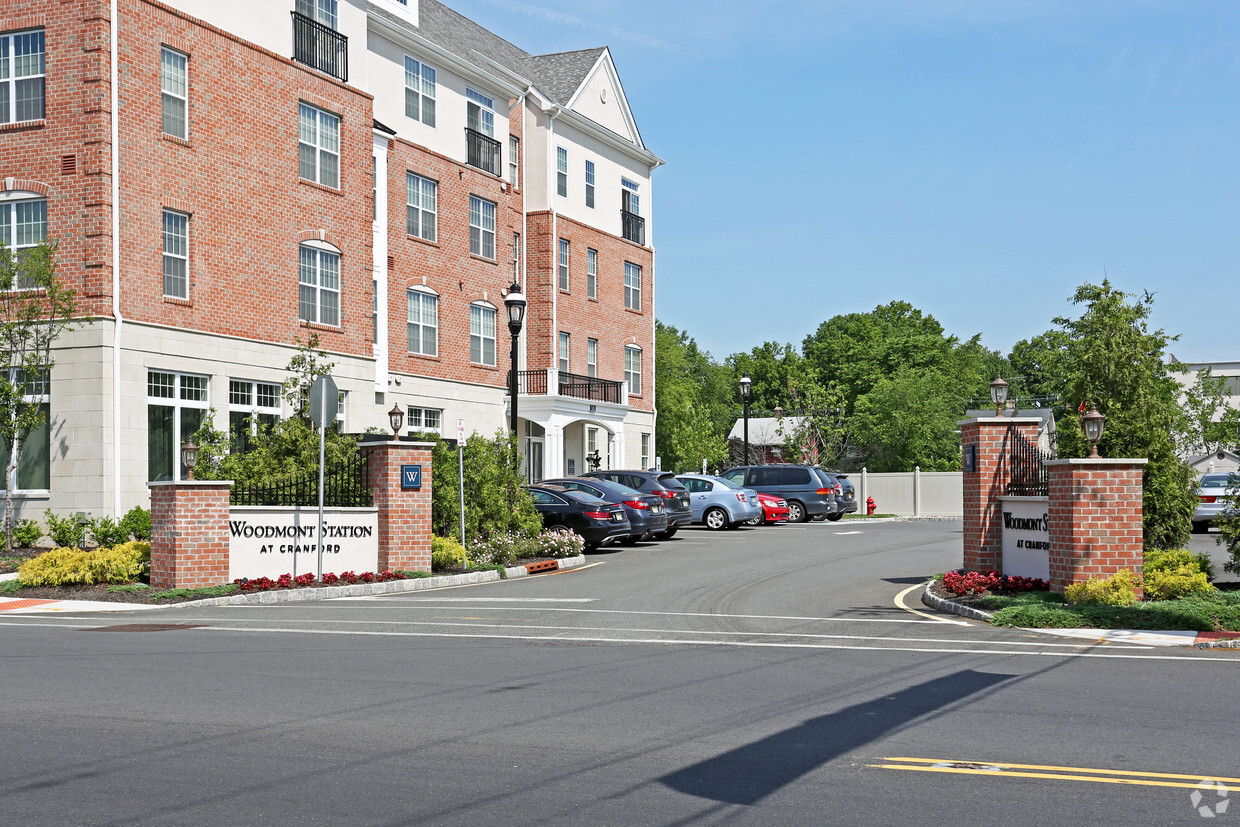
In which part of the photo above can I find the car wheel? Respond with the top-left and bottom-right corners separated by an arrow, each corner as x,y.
655,528 -> 678,540
827,513 -> 843,522
787,501 -> 807,523
746,514 -> 765,526
704,507 -> 729,530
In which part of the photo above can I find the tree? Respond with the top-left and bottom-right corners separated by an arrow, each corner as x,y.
850,368 -> 968,472
1007,330 -> 1070,407
0,240 -> 78,551
1049,280 -> 1196,550
655,322 -> 732,472
778,372 -> 849,468
425,431 -> 541,544
1176,368 -> 1240,459
726,342 -> 804,413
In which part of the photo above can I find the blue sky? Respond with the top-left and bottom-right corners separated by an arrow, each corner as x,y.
453,0 -> 1240,364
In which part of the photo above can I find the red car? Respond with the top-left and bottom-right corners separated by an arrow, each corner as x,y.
750,492 -> 790,525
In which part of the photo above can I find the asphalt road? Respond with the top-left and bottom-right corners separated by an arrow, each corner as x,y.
3,520 -> 1238,825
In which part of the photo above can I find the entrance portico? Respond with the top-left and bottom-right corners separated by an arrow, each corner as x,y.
511,369 -> 629,481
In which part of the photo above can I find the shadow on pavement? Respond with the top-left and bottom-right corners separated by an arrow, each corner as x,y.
660,669 -> 1014,806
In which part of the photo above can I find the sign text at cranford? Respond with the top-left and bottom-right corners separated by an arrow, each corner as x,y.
228,507 -> 379,580
999,497 -> 1050,579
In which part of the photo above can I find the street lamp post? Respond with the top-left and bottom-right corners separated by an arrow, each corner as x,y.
504,281 -> 527,449
739,373 -> 752,464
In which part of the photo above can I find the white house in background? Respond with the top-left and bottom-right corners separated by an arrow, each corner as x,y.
1169,358 -> 1240,477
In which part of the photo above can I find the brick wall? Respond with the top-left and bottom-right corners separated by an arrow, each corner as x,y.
366,441 -> 433,572
960,418 -> 1040,572
149,480 -> 231,589
1046,459 -> 1146,596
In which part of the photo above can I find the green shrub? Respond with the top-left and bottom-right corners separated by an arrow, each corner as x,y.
119,506 -> 152,542
12,519 -> 43,549
1143,568 -> 1213,601
44,509 -> 87,549
18,541 -> 151,587
431,535 -> 466,572
1064,569 -> 1138,606
88,515 -> 130,549
1144,548 -> 1214,581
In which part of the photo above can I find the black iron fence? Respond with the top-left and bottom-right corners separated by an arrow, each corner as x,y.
1006,424 -> 1051,496
292,12 -> 348,82
621,210 -> 645,245
514,369 -> 623,403
466,127 -> 502,176
231,450 -> 371,507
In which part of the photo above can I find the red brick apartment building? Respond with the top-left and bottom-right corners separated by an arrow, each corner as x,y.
0,0 -> 661,520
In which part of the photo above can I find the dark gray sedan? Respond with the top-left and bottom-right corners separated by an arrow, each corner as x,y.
543,477 -> 670,544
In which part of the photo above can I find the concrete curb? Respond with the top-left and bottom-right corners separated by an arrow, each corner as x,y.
920,578 -> 995,622
163,555 -> 587,610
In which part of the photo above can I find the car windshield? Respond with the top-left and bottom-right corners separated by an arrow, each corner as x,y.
710,476 -> 742,490
1200,474 -> 1234,489
562,489 -> 609,505
657,473 -> 687,491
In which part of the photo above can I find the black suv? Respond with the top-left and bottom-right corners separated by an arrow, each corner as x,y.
581,470 -> 692,538
720,465 -> 840,523
815,470 -> 858,521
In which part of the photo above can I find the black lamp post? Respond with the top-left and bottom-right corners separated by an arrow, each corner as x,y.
739,373 -> 752,464
504,281 -> 526,441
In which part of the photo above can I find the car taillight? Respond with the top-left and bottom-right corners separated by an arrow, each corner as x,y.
584,510 -> 612,519
816,488 -> 830,496
1201,495 -> 1217,503
656,490 -> 675,498
735,493 -> 747,503
833,484 -> 842,496
625,499 -> 649,509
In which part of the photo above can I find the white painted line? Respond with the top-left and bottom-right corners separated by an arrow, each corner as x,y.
402,597 -> 597,603
835,531 -> 864,535
894,583 -> 970,626
1031,627 -> 1199,647
294,604 -> 955,625
187,624 -> 1237,661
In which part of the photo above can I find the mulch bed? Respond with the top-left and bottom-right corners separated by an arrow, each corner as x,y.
926,578 -> 992,608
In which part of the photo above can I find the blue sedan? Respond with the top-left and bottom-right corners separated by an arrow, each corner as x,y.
675,474 -> 763,530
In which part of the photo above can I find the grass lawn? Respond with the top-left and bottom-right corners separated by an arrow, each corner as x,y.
977,590 -> 1240,632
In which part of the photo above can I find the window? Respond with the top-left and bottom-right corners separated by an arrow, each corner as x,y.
403,56 -> 436,127
469,195 -> 495,259
160,47 -> 187,139
296,0 -> 338,28
559,332 -> 570,374
625,346 -> 641,395
407,406 -> 442,434
0,369 -> 49,491
470,302 -> 496,366
147,370 -> 208,482
587,338 -> 597,378
508,136 -> 520,187
587,427 -> 598,458
556,147 -> 568,197
467,88 -> 495,137
585,160 -> 595,208
0,29 -> 45,124
162,209 -> 189,299
298,102 -> 340,188
0,196 -> 47,289
586,248 -> 597,299
624,262 -> 641,311
641,433 -> 651,470
406,173 -> 437,241
558,239 -> 569,291
229,380 -> 280,454
512,232 -> 521,280
622,178 -> 640,215
332,389 -> 347,434
406,288 -> 438,356
298,244 -> 340,326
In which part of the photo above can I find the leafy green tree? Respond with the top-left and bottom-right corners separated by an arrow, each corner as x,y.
726,342 -> 805,413
777,372 -> 849,467
0,240 -> 79,551
655,322 -> 733,472
1049,281 -> 1195,549
850,368 -> 968,472
1176,368 -> 1240,459
1007,330 -> 1070,407
424,431 -> 541,544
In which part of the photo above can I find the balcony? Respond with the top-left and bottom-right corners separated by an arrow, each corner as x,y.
621,210 -> 645,246
515,370 -> 624,404
292,12 -> 348,82
466,128 -> 502,176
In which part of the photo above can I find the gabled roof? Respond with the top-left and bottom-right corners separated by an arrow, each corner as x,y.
523,48 -> 607,105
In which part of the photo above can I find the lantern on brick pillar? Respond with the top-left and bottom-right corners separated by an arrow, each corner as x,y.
1081,405 -> 1106,458
989,375 -> 1009,417
181,439 -> 199,481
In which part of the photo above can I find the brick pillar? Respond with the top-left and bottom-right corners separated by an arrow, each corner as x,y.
960,417 -> 1041,572
149,481 -> 232,590
1046,459 -> 1146,596
366,441 -> 434,572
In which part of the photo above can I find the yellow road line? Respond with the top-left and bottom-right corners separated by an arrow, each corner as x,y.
894,582 -> 970,625
869,757 -> 1240,788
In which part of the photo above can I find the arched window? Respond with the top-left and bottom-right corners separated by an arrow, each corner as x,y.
470,301 -> 496,366
625,345 -> 642,395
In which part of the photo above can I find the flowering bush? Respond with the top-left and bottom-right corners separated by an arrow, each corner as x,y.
942,570 -> 1047,597
233,570 -> 409,591
535,529 -> 584,559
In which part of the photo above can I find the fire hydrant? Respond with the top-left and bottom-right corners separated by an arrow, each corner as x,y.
866,496 -> 876,515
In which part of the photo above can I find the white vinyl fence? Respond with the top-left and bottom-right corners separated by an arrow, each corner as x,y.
854,468 -> 962,517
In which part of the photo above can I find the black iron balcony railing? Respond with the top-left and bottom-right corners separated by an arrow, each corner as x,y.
621,210 -> 645,246
292,12 -> 348,82
514,370 -> 624,404
466,127 -> 502,176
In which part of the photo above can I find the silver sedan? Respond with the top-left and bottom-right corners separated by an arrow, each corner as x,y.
675,474 -> 764,530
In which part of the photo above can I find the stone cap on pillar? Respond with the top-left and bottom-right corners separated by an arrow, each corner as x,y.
147,480 -> 234,489
957,416 -> 1044,427
1044,458 -> 1149,467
